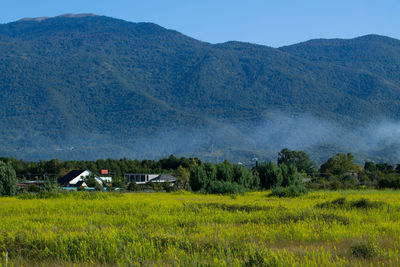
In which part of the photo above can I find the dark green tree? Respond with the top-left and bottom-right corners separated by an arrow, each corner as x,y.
111,176 -> 126,189
160,155 -> 180,170
0,161 -> 17,196
376,163 -> 394,173
233,164 -> 258,189
278,148 -> 318,176
320,153 -> 359,178
84,174 -> 98,187
364,161 -> 377,172
189,165 -> 209,191
257,162 -> 283,189
280,164 -> 302,187
216,161 -> 234,182
204,163 -> 217,182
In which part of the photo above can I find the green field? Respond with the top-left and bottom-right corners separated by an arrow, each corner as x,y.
1,191 -> 400,266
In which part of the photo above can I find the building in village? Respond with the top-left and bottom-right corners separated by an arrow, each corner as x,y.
58,170 -> 112,187
123,173 -> 177,185
58,170 -> 176,188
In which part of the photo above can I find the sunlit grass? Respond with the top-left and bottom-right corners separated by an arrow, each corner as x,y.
0,190 -> 400,266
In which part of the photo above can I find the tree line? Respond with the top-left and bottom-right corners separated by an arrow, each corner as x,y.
1,148 -> 400,196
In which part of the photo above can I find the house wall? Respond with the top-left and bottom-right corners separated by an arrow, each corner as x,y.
124,174 -> 159,184
96,176 -> 112,182
95,177 -> 112,184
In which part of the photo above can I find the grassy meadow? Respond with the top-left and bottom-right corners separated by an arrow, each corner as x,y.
0,190 -> 400,266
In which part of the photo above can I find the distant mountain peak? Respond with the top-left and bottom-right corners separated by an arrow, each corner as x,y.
18,17 -> 51,22
18,13 -> 99,22
56,13 -> 99,19
353,34 -> 399,43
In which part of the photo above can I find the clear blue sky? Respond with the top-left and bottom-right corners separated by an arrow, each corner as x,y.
1,0 -> 399,47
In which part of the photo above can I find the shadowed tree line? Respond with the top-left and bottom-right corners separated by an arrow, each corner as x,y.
1,148 -> 400,196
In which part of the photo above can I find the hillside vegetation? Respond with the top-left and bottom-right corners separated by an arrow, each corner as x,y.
1,15 -> 400,161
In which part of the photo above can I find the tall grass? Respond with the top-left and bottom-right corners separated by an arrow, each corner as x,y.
1,191 -> 400,266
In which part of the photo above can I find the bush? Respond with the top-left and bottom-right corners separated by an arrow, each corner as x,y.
127,182 -> 140,192
151,182 -> 163,192
378,175 -> 400,189
342,175 -> 358,188
112,178 -> 126,189
94,182 -> 104,191
351,198 -> 384,209
162,182 -> 173,193
77,186 -> 85,191
26,184 -> 41,193
84,175 -> 98,187
316,197 -> 385,209
206,181 -> 246,195
351,238 -> 380,258
270,184 -> 308,198
328,179 -> 345,190
245,250 -> 265,266
42,180 -> 61,193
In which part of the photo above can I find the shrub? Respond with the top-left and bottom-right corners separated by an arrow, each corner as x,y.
151,182 -> 163,192
77,186 -> 85,191
316,197 -> 385,209
378,175 -> 400,189
270,184 -> 308,198
342,175 -> 358,189
94,182 -> 104,191
329,179 -> 344,190
41,180 -> 61,194
83,174 -> 97,187
26,184 -> 41,193
245,250 -> 265,266
127,182 -> 140,192
351,198 -> 384,209
351,238 -> 380,258
112,178 -> 126,189
162,182 -> 173,193
206,181 -> 246,195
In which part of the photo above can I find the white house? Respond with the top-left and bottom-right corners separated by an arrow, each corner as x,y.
58,170 -> 114,188
58,170 -> 92,187
123,173 -> 177,185
95,176 -> 112,185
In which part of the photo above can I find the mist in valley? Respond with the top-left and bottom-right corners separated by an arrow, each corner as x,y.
12,112 -> 400,165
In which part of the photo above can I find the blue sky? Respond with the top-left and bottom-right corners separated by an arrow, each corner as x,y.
1,0 -> 399,47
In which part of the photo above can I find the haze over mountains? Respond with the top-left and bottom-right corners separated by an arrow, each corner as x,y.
1,14 -> 400,163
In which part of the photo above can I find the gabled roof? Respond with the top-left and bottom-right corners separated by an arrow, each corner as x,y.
149,174 -> 177,182
58,170 -> 88,186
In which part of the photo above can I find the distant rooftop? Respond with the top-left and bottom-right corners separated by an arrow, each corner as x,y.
18,13 -> 98,22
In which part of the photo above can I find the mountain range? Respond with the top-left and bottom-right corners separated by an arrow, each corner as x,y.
1,14 -> 400,163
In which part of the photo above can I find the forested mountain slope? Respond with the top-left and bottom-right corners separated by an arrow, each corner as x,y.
1,15 -> 400,162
